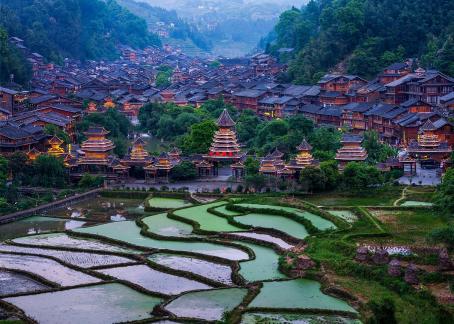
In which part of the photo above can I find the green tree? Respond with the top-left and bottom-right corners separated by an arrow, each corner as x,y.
78,173 -> 103,188
309,127 -> 341,161
433,168 -> 454,217
245,174 -> 267,192
180,119 -> 217,154
320,160 -> 340,190
0,28 -> 30,85
44,124 -> 71,144
342,162 -> 383,191
236,111 -> 261,147
367,298 -> 397,324
170,161 -> 197,181
363,130 -> 397,164
31,155 -> 68,188
244,157 -> 260,176
427,225 -> 454,251
0,156 -> 8,189
300,166 -> 327,192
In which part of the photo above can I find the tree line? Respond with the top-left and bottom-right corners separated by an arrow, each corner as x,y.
266,0 -> 454,83
0,0 -> 161,64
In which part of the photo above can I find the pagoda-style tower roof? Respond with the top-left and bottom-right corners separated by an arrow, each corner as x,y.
155,152 -> 172,170
216,109 -> 235,128
78,126 -> 115,165
270,148 -> 284,159
47,136 -> 65,158
335,133 -> 368,170
259,154 -> 278,175
48,136 -> 63,146
27,148 -> 41,161
83,126 -> 110,137
205,109 -> 241,161
133,136 -> 146,145
122,136 -> 150,164
297,138 -> 312,151
289,139 -> 315,169
340,134 -> 363,143
418,119 -> 436,133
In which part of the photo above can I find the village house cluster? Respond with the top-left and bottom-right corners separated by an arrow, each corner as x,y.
0,37 -> 453,183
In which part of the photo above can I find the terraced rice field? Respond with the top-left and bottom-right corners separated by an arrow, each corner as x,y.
241,312 -> 361,323
142,213 -> 195,237
164,288 -> 248,321
237,241 -> 287,282
173,202 -> 244,232
234,213 -> 309,239
97,264 -> 211,295
0,244 -> 134,268
400,201 -> 434,207
4,283 -> 161,324
249,279 -> 357,314
148,197 -> 193,209
149,253 -> 234,285
0,196 -> 358,322
0,216 -> 87,241
0,269 -> 49,296
74,221 -> 249,260
236,203 -> 336,230
0,253 -> 101,287
326,210 -> 358,223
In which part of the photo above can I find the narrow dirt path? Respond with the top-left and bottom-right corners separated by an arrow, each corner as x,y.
393,186 -> 408,206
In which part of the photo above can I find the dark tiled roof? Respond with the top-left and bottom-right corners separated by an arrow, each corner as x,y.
217,109 -> 235,127
297,139 -> 312,151
341,134 -> 363,143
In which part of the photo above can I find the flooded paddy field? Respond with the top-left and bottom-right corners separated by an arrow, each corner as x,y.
0,253 -> 101,287
173,201 -> 244,232
249,279 -> 357,314
164,288 -> 248,321
229,232 -> 295,250
0,244 -> 134,268
236,203 -> 336,230
46,197 -> 145,221
97,264 -> 212,295
241,312 -> 362,323
147,197 -> 192,209
143,213 -> 195,237
74,220 -> 249,260
234,213 -> 309,239
149,253 -> 234,285
0,269 -> 49,296
0,195 -> 359,323
0,216 -> 87,241
4,283 -> 161,324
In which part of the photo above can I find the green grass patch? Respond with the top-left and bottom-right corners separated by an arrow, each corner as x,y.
302,186 -> 403,206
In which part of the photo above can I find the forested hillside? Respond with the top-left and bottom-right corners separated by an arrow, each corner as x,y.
118,0 -> 211,52
0,0 -> 161,63
267,0 -> 454,83
0,28 -> 30,84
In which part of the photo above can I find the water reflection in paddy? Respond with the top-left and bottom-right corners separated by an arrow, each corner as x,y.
149,253 -> 234,285
0,216 -> 87,241
4,283 -> 161,324
164,287 -> 248,321
0,269 -> 49,296
46,197 -> 145,222
0,253 -> 101,287
74,221 -> 250,261
98,264 -> 211,295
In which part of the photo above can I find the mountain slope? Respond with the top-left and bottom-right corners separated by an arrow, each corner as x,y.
0,0 -> 161,63
118,0 -> 211,52
267,0 -> 454,83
